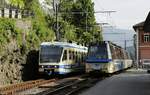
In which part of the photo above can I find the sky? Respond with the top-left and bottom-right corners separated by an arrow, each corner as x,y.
93,0 -> 150,30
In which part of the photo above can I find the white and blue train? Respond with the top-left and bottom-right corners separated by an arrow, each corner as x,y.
39,42 -> 88,75
86,41 -> 132,74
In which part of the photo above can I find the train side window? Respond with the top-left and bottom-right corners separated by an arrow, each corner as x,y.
122,50 -> 125,59
62,50 -> 67,61
110,45 -> 116,59
72,51 -> 75,59
71,51 -> 74,59
79,52 -> 82,62
77,51 -> 79,62
120,49 -> 124,59
82,53 -> 84,61
69,50 -> 71,60
118,49 -> 120,58
124,52 -> 126,59
80,52 -> 83,62
125,52 -> 129,59
77,52 -> 80,62
119,49 -> 121,59
75,51 -> 78,62
118,48 -> 120,59
84,53 -> 86,61
115,47 -> 119,59
69,50 -> 74,60
74,51 -> 76,60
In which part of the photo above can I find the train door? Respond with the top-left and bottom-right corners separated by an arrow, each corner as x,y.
61,49 -> 68,64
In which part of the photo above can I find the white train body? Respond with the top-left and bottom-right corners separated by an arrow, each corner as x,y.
86,41 -> 132,73
39,42 -> 88,75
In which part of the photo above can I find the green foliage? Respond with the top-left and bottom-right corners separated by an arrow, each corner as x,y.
0,0 -> 55,52
60,0 -> 102,44
29,0 -> 55,42
0,18 -> 25,54
0,18 -> 15,44
61,21 -> 77,41
0,0 -> 102,52
7,0 -> 25,8
12,0 -> 56,52
26,31 -> 40,49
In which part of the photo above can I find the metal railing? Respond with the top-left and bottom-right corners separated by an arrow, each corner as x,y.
0,8 -> 33,19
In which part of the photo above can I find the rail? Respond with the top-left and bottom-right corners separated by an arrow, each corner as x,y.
0,79 -> 56,95
36,77 -> 100,95
0,74 -> 111,95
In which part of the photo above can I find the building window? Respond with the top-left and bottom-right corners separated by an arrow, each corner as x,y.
144,34 -> 150,42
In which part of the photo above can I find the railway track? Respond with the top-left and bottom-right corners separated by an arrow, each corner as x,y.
36,78 -> 99,95
0,74 -> 107,95
0,79 -> 56,95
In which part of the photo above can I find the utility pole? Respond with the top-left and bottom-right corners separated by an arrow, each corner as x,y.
124,40 -> 127,50
55,4 -> 59,41
136,28 -> 139,69
86,10 -> 88,32
124,33 -> 126,50
53,0 -> 60,41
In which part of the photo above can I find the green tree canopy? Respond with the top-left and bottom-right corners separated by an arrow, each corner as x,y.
59,0 -> 102,45
6,0 -> 25,8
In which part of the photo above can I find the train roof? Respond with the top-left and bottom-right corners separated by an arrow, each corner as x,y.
89,41 -> 123,49
40,42 -> 88,51
90,41 -> 129,53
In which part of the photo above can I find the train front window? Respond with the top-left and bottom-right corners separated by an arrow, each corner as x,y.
88,44 -> 108,59
40,45 -> 63,63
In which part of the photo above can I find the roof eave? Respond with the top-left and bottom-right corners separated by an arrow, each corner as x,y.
133,21 -> 144,31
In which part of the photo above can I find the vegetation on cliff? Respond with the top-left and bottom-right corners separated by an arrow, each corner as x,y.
4,0 -> 102,45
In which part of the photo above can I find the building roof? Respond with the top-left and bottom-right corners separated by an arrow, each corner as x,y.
133,21 -> 144,31
133,11 -> 150,32
144,12 -> 150,32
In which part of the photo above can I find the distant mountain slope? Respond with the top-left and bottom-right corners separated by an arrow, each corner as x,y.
102,27 -> 135,47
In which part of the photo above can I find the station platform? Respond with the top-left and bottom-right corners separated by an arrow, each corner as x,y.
79,68 -> 150,95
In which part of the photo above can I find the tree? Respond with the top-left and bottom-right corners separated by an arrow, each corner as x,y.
61,21 -> 77,41
6,0 -> 25,8
60,0 -> 102,44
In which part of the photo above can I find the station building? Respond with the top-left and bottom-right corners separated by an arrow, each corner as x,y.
133,12 -> 150,65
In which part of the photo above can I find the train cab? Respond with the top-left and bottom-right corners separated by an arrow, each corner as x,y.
39,42 -> 88,75
86,41 -> 132,74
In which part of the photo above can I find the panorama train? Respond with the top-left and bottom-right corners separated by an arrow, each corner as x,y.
86,41 -> 132,73
38,42 -> 88,75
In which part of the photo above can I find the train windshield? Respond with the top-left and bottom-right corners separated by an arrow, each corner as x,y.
40,45 -> 63,63
88,44 -> 108,59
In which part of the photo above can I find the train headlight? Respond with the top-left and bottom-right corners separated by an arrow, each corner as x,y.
55,66 -> 57,68
41,65 -> 44,68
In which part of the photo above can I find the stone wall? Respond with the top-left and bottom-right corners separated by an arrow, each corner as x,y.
0,40 -> 24,86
